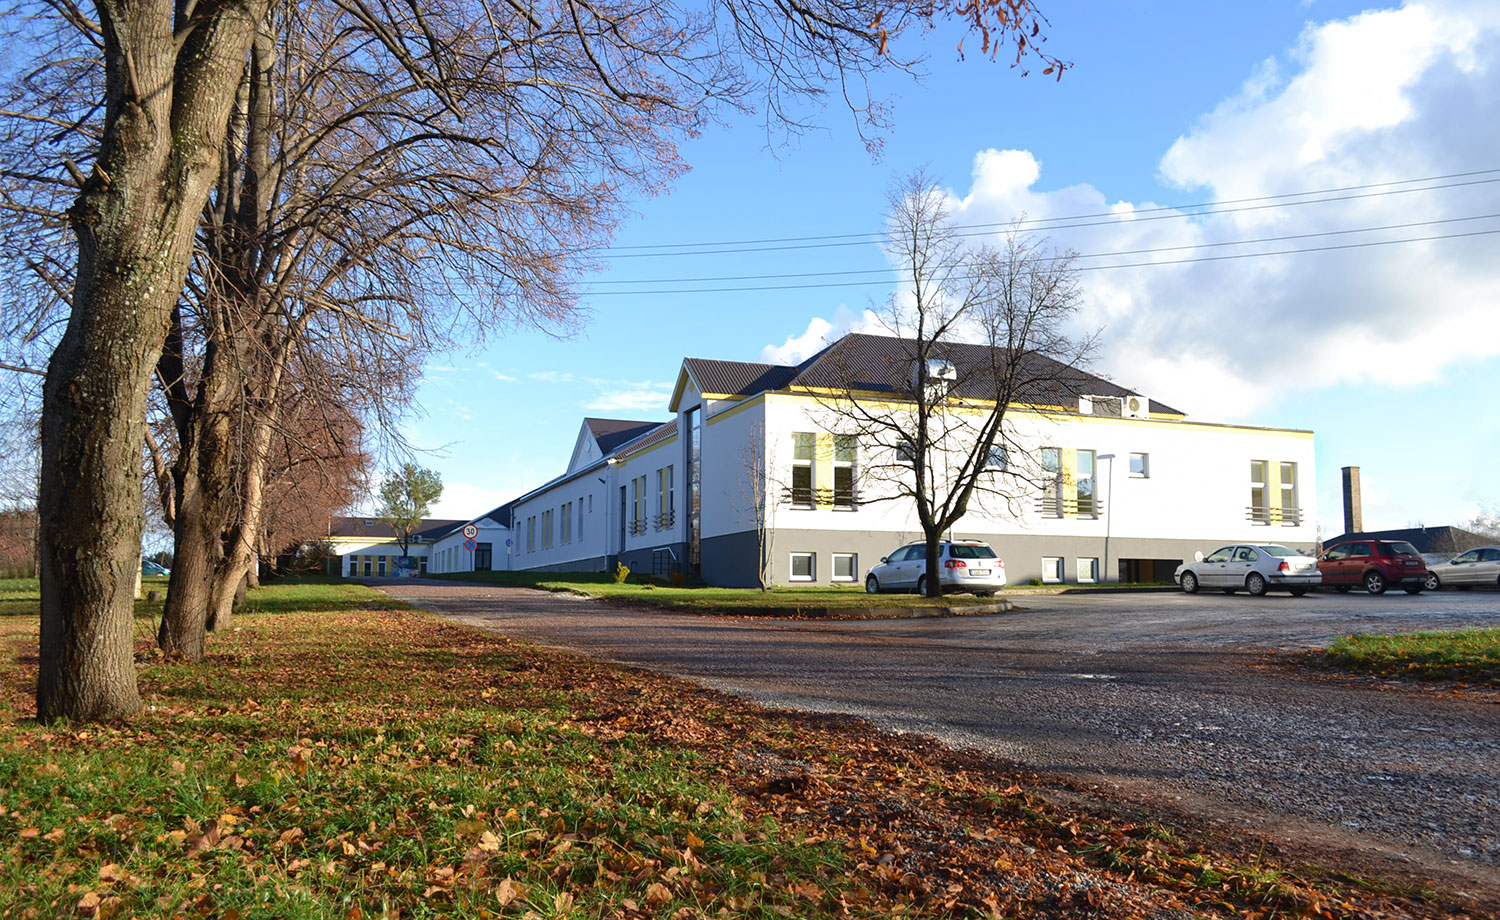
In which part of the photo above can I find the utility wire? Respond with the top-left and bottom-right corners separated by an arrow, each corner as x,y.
582,226 -> 1500,296
602,167 -> 1500,257
586,212 -> 1500,286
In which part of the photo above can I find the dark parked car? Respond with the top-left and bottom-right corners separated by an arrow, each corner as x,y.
1317,540 -> 1428,595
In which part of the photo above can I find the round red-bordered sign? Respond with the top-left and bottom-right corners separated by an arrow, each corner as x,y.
463,537 -> 477,552
462,523 -> 478,539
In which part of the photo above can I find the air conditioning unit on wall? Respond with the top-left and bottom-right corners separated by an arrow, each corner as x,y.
1123,395 -> 1149,419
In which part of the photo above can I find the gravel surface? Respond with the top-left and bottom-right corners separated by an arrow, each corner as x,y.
373,579 -> 1500,890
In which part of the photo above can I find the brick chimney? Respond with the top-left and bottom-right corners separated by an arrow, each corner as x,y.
1342,466 -> 1363,534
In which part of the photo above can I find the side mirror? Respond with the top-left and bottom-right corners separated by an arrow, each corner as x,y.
880,557 -> 888,563
1193,551 -> 1204,562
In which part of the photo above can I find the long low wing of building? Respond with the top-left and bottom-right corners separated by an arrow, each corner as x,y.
505,333 -> 1316,587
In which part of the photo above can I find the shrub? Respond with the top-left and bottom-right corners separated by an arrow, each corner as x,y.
613,562 -> 630,583
670,570 -> 687,587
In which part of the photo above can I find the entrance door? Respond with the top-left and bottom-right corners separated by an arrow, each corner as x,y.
474,543 -> 492,572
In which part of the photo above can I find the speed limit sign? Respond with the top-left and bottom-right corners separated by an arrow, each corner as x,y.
462,523 -> 478,539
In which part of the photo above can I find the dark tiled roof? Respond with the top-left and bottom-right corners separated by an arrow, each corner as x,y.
330,517 -> 464,541
684,334 -> 1182,416
683,358 -> 801,397
616,421 -> 677,458
584,417 -> 661,455
1324,526 -> 1488,555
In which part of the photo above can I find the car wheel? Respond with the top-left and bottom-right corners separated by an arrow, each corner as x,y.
1289,588 -> 1308,597
916,575 -> 932,597
1363,571 -> 1387,595
1179,571 -> 1199,594
1403,585 -> 1422,594
1334,585 -> 1351,593
865,575 -> 880,594
1422,572 -> 1440,591
1246,572 -> 1268,597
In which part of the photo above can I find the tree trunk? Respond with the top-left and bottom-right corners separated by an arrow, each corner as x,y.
36,2 -> 267,722
922,527 -> 943,598
209,394 -> 279,631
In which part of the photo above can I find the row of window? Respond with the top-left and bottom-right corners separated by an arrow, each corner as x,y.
527,495 -> 589,552
1249,460 -> 1301,525
787,551 -> 859,582
1041,556 -> 1099,584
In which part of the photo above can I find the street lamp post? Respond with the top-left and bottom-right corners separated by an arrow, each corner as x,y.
1097,453 -> 1116,583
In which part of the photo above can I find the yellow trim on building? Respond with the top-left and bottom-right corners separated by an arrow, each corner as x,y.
1060,449 -> 1078,518
705,391 -> 767,425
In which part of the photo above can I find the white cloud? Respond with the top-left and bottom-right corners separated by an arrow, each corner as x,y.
529,370 -> 575,383
428,481 -> 520,520
915,1 -> 1500,420
760,305 -> 883,365
489,370 -> 516,382
585,388 -> 673,412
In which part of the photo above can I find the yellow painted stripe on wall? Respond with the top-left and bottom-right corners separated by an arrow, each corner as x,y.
814,432 -> 834,509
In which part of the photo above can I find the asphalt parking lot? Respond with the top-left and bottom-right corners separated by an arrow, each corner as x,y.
377,580 -> 1500,886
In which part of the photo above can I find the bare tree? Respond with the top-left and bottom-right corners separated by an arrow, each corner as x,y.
732,420 -> 783,589
814,170 -> 1096,597
2,1 -> 1066,720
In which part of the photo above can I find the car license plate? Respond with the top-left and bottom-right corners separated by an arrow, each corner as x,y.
1404,560 -> 1418,566
969,569 -> 990,576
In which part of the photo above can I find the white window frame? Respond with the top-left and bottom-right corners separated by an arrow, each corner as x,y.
1130,452 -> 1149,478
1078,557 -> 1099,584
561,502 -> 572,544
789,552 -> 816,582
1250,460 -> 1269,525
1040,448 -> 1062,518
791,433 -> 815,507
1279,462 -> 1298,526
1041,556 -> 1063,584
985,444 -> 1008,471
1075,449 -> 1097,519
833,436 -> 856,509
831,552 -> 857,582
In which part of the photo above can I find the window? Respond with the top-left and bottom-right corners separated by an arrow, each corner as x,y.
631,476 -> 648,535
949,544 -> 997,559
542,509 -> 553,549
1077,557 -> 1099,583
1075,450 -> 1097,518
1204,547 -> 1233,563
985,445 -> 1008,471
832,553 -> 857,581
377,555 -> 387,576
896,438 -> 917,466
791,433 -> 815,506
790,552 -> 815,581
1040,448 -> 1062,517
475,542 -> 492,571
348,557 -> 357,576
578,496 -> 584,539
363,557 -> 372,576
833,436 -> 856,508
656,466 -> 675,529
1130,452 -> 1149,478
1279,462 -> 1298,525
1233,547 -> 1260,562
526,516 -> 536,552
561,502 -> 572,544
1249,460 -> 1269,524
1041,556 -> 1063,584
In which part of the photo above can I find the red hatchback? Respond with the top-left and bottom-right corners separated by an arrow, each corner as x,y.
1317,540 -> 1429,595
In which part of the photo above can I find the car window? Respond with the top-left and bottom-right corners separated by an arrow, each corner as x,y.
901,545 -> 924,562
1233,547 -> 1258,562
1347,543 -> 1372,557
1259,545 -> 1297,557
1386,541 -> 1420,556
1323,546 -> 1346,561
1455,550 -> 1481,563
1204,548 -> 1232,563
949,544 -> 997,559
1482,549 -> 1500,562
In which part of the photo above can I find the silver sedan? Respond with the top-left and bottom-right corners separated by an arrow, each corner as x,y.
1424,545 -> 1500,590
1175,543 -> 1321,597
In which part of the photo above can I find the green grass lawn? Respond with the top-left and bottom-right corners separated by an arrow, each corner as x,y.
1322,627 -> 1500,686
428,570 -> 1000,611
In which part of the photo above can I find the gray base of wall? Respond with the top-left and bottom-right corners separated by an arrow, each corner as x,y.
524,554 -> 610,575
703,527 -> 1315,587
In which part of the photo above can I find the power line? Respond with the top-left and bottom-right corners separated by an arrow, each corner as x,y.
586,212 -> 1500,286
581,226 -> 1500,296
601,167 -> 1500,257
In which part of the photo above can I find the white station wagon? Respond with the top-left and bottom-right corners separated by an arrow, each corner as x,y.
865,540 -> 1007,597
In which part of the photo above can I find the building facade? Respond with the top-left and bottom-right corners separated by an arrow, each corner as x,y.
327,505 -> 512,577
507,334 -> 1318,586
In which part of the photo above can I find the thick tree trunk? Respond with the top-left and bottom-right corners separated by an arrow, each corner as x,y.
36,2 -> 267,722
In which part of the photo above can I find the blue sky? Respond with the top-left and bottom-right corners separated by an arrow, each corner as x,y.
399,0 -> 1500,539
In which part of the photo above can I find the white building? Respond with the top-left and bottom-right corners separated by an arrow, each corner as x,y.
328,504 -> 513,577
507,333 -> 1317,586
